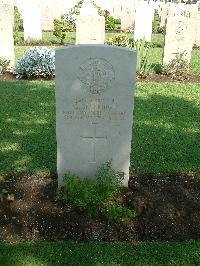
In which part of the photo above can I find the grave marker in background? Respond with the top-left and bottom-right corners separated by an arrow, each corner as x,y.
0,0 -> 15,67
163,17 -> 194,65
134,5 -> 154,42
76,0 -> 105,44
121,8 -> 135,31
56,45 -> 136,186
23,2 -> 42,40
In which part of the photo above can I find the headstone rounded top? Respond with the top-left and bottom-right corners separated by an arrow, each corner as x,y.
80,0 -> 98,16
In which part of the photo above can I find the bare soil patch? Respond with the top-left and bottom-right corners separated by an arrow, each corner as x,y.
138,73 -> 200,83
0,172 -> 199,243
1,72 -> 200,83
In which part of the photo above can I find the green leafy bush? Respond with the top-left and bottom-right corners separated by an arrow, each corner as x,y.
106,35 -> 152,77
102,203 -> 136,222
133,39 -> 152,77
14,6 -> 23,31
163,53 -> 190,80
56,162 -> 135,220
0,58 -> 10,74
53,19 -> 74,44
14,7 -> 24,45
14,47 -> 55,79
152,11 -> 165,34
106,33 -> 131,47
105,16 -> 117,31
13,31 -> 23,45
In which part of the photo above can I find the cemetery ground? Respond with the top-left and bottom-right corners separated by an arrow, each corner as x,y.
0,241 -> 200,265
0,38 -> 200,264
0,78 -> 200,258
8,32 -> 200,83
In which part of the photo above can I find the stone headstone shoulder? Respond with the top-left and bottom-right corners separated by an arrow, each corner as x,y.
55,44 -> 136,186
76,0 -> 105,44
80,0 -> 98,16
22,2 -> 42,40
0,0 -> 15,67
134,5 -> 154,42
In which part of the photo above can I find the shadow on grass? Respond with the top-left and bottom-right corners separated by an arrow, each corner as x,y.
0,241 -> 200,265
0,80 -> 56,174
131,87 -> 200,173
0,81 -> 200,175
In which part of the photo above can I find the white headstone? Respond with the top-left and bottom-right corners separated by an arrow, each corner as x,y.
76,3 -> 105,45
0,0 -> 15,67
134,5 -> 154,42
55,45 -> 136,186
163,17 -> 194,65
23,2 -> 42,40
80,0 -> 98,16
121,8 -> 135,31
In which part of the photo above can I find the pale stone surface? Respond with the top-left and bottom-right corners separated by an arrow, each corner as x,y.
41,3 -> 62,31
163,17 -> 194,65
76,15 -> 105,44
23,2 -> 42,40
0,0 -> 15,67
121,8 -> 135,31
80,0 -> 98,16
134,5 -> 154,42
190,12 -> 200,47
160,7 -> 169,27
55,45 -> 136,186
112,4 -> 122,19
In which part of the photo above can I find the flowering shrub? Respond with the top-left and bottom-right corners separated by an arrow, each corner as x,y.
62,14 -> 76,25
0,58 -> 10,74
14,47 -> 55,79
53,18 -> 74,44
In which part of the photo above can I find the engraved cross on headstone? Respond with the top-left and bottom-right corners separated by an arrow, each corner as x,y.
81,123 -> 107,163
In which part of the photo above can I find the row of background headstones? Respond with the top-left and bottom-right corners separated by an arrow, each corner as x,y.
14,0 -> 200,47
14,0 -> 200,31
0,0 -> 200,67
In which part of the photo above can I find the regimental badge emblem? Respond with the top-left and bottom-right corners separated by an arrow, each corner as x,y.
78,58 -> 115,95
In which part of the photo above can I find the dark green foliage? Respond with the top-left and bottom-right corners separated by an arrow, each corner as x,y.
133,39 -> 152,77
105,16 -> 118,31
152,10 -> 165,34
106,33 -> 131,47
163,53 -> 190,80
53,19 -> 74,44
102,203 -> 136,222
56,162 -> 127,218
14,6 -> 23,31
13,31 -> 23,45
14,7 -> 24,45
0,58 -> 10,74
106,35 -> 152,76
67,0 -> 84,15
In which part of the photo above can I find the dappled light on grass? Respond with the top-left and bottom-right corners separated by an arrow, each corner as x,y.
131,82 -> 200,173
0,241 -> 200,265
0,80 -> 56,174
0,80 -> 200,175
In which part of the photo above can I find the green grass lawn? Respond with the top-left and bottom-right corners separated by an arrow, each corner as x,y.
0,241 -> 200,266
17,31 -> 164,46
14,32 -> 200,75
0,81 -> 200,175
